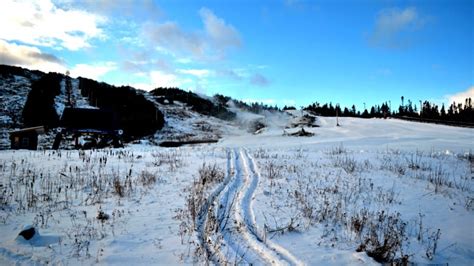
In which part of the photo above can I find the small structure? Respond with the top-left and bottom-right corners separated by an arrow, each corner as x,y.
284,127 -> 315,137
53,108 -> 123,149
289,114 -> 319,128
10,126 -> 45,150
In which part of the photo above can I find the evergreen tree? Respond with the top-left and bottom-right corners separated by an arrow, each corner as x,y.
440,104 -> 446,118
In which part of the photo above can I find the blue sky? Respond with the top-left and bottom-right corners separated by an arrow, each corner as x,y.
0,0 -> 472,110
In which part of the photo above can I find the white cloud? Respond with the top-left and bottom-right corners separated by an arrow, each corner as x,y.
121,58 -> 173,74
62,0 -> 163,18
70,62 -> 117,80
175,58 -> 192,64
0,39 -> 116,79
199,8 -> 241,51
0,39 -> 66,73
369,7 -> 425,49
126,82 -> 155,91
143,21 -> 204,57
150,70 -> 182,88
142,7 -> 241,60
0,0 -> 106,50
446,86 -> 474,106
121,69 -> 197,91
178,69 -> 212,78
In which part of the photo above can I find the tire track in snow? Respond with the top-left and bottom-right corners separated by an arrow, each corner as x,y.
220,148 -> 282,265
244,149 -> 304,266
198,148 -> 303,265
224,148 -> 302,265
196,149 -> 236,264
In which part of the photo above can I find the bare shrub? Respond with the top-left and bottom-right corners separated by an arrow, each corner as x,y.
174,162 -> 228,263
198,163 -> 225,186
425,229 -> 441,260
113,177 -> 124,198
406,152 -> 423,170
329,143 -> 347,155
139,170 -> 157,187
265,161 -> 282,180
428,164 -> 449,193
380,155 -> 406,176
355,211 -> 407,263
152,151 -> 183,171
333,155 -> 358,174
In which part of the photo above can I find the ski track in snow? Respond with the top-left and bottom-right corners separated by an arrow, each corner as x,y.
196,149 -> 236,263
199,148 -> 303,265
244,150 -> 304,266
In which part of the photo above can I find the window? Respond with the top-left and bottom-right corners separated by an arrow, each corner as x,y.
21,137 -> 29,147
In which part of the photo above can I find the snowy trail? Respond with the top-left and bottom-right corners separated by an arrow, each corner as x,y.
196,148 -> 304,265
196,149 -> 236,263
244,150 -> 304,266
215,148 -> 303,265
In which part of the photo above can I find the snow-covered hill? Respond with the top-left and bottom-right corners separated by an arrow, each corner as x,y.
0,64 -> 292,149
0,114 -> 473,265
222,115 -> 474,153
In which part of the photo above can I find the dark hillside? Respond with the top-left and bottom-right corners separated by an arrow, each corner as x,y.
0,65 -> 43,80
78,77 -> 165,137
0,65 -> 44,129
22,72 -> 62,128
151,88 -> 236,120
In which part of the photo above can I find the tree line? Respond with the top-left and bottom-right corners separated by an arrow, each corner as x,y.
303,96 -> 473,123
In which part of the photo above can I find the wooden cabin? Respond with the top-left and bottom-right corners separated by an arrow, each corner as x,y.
10,126 -> 45,150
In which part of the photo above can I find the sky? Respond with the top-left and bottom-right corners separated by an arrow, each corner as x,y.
0,0 -> 472,110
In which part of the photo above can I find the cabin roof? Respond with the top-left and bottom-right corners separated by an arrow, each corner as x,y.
10,126 -> 45,135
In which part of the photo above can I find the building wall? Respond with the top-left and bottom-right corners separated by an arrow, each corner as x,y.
10,132 -> 38,150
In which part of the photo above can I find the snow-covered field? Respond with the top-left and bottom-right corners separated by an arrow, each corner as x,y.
0,117 -> 473,265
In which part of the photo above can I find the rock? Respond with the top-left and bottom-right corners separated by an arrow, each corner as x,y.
287,128 -> 315,137
18,225 -> 36,240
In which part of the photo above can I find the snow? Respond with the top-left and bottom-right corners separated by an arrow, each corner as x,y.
221,116 -> 473,154
55,77 -> 97,117
0,75 -> 35,149
0,111 -> 473,264
142,94 -> 235,142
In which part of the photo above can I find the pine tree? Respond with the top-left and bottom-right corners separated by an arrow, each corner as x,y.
440,104 -> 446,118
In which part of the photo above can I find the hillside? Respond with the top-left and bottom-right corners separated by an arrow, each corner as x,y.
0,65 -> 288,149
0,65 -> 165,148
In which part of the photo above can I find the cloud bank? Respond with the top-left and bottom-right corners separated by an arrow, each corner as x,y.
0,0 -> 106,51
447,86 -> 474,106
0,39 -> 66,73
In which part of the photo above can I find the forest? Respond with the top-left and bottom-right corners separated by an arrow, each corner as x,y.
302,96 -> 473,124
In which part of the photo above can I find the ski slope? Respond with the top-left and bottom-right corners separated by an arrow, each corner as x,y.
221,116 -> 473,153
